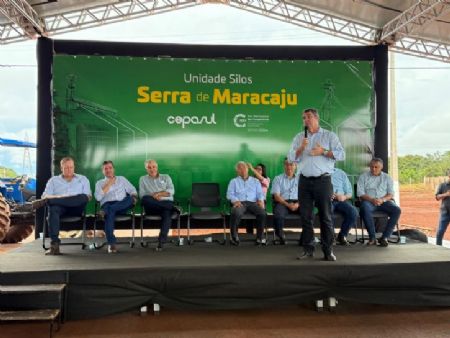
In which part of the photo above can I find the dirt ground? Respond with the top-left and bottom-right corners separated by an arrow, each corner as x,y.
399,183 -> 447,240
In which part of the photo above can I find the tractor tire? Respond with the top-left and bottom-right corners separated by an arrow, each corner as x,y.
2,210 -> 35,244
0,193 -> 11,242
2,223 -> 34,243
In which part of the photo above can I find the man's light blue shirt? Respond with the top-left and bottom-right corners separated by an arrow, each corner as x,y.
227,176 -> 264,202
139,174 -> 174,201
287,127 -> 345,177
331,168 -> 353,196
95,176 -> 137,206
270,173 -> 298,200
42,174 -> 91,198
357,171 -> 394,199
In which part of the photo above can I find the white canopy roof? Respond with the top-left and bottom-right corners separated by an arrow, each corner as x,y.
1,0 -> 449,62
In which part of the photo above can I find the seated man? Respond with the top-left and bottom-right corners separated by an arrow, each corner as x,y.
139,159 -> 175,251
226,161 -> 267,245
271,158 -> 299,245
33,156 -> 91,255
357,158 -> 401,247
331,168 -> 358,246
94,160 -> 137,254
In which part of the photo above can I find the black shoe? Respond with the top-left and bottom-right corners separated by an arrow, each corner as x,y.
337,234 -> 350,246
44,243 -> 61,256
155,242 -> 164,252
378,237 -> 389,247
279,237 -> 287,245
230,238 -> 240,246
32,198 -> 47,210
323,252 -> 337,261
297,251 -> 314,260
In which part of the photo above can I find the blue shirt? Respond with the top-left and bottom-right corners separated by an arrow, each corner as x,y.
357,171 -> 394,199
331,168 -> 353,196
95,176 -> 137,206
227,176 -> 264,203
287,127 -> 345,177
270,173 -> 298,200
139,174 -> 174,201
42,174 -> 91,198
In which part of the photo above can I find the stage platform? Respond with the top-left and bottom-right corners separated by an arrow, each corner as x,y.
1,236 -> 450,320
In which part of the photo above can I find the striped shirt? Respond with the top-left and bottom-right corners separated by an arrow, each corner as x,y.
95,176 -> 137,206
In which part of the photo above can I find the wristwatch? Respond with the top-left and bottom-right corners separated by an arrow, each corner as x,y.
323,149 -> 329,156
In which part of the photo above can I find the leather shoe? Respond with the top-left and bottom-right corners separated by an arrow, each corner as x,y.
366,239 -> 377,246
323,252 -> 337,261
337,234 -> 350,246
377,237 -> 389,247
230,238 -> 240,246
297,251 -> 314,260
32,198 -> 47,210
45,243 -> 61,256
107,244 -> 118,253
279,237 -> 287,245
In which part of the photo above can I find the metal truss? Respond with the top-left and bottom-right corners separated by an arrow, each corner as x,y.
0,0 -> 198,44
229,0 -> 377,44
380,0 -> 450,43
392,36 -> 450,63
0,0 -> 46,41
1,0 -> 450,63
229,0 -> 450,63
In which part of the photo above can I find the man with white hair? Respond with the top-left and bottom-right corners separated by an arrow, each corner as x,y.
33,156 -> 91,255
227,161 -> 267,246
139,159 -> 176,251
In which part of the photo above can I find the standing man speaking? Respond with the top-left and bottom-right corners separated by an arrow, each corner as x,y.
288,108 -> 345,261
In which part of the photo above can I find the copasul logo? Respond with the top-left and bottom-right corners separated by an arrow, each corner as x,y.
167,113 -> 217,129
233,114 -> 246,128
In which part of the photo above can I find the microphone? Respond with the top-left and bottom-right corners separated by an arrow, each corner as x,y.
304,126 -> 308,138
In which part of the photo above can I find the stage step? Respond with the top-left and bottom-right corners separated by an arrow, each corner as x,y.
0,309 -> 60,321
0,284 -> 66,294
0,284 -> 66,338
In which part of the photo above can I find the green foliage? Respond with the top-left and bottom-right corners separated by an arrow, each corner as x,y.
0,166 -> 18,178
399,151 -> 450,184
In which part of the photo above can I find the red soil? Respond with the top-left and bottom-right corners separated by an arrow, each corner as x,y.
399,184 -> 447,240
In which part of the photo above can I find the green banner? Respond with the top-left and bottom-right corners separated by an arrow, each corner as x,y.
53,55 -> 375,210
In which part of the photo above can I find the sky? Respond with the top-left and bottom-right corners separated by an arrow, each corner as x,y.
0,4 -> 449,176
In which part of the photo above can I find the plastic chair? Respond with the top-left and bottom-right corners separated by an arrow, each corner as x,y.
187,183 -> 226,245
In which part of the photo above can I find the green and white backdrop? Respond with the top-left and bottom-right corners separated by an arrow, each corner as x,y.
52,55 -> 375,210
